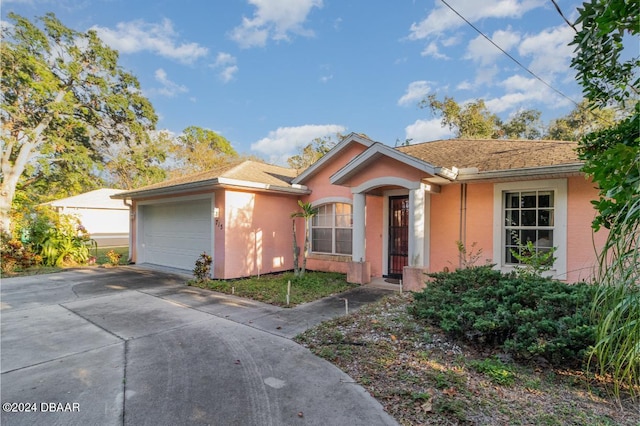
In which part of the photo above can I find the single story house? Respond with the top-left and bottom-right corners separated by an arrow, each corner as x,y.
45,188 -> 129,247
112,133 -> 606,288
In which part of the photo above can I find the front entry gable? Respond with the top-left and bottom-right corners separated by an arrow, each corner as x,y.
292,133 -> 376,186
330,142 -> 449,193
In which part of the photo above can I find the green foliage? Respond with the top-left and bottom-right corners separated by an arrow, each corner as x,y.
287,136 -> 338,172
500,109 -> 543,140
509,239 -> 557,277
1,12 -> 158,231
578,106 -> 639,233
455,240 -> 485,269
21,207 -> 92,267
570,0 -> 639,400
570,0 -> 639,108
469,357 -> 516,386
411,266 -> 596,366
0,232 -> 42,274
193,252 -> 212,282
291,200 -> 317,277
545,99 -> 616,141
169,126 -> 238,177
422,95 -> 501,139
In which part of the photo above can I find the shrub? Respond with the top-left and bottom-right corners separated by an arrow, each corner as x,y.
193,252 -> 212,282
0,232 -> 41,274
106,249 -> 122,266
410,266 -> 596,367
22,207 -> 92,267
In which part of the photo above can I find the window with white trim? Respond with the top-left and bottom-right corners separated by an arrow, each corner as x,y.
504,190 -> 554,264
493,179 -> 567,278
311,203 -> 352,255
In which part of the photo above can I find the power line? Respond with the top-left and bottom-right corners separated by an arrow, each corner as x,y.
550,0 -> 578,32
439,0 -> 581,109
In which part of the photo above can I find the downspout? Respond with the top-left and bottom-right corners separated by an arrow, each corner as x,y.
458,183 -> 467,269
123,198 -> 134,264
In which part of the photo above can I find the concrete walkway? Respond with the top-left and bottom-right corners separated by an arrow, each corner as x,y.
1,266 -> 398,425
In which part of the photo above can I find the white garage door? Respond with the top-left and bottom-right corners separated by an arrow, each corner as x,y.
138,199 -> 212,271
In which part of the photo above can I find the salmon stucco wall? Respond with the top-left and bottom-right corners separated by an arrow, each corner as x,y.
429,183 -> 495,273
566,176 -> 607,282
223,190 -> 299,279
300,142 -> 369,274
463,183 -> 495,267
339,156 -> 428,189
213,190 -> 226,279
429,184 -> 462,273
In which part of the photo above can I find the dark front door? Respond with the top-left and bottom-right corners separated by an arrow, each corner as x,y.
388,195 -> 409,277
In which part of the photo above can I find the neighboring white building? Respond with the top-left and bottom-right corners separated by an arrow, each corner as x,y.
45,188 -> 129,247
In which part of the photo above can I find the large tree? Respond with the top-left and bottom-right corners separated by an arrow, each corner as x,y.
545,99 -> 616,141
0,13 -> 157,232
169,126 -> 237,177
422,95 -> 501,139
287,136 -> 337,173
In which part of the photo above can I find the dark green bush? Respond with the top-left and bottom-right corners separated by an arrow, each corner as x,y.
410,266 -> 596,367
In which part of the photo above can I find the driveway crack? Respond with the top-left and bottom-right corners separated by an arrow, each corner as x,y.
60,304 -> 126,341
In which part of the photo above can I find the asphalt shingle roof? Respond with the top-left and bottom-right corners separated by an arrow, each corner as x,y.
396,139 -> 581,172
118,160 -> 298,195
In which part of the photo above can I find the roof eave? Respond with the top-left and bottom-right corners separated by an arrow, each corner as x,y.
456,163 -> 584,182
217,177 -> 310,195
111,179 -> 223,199
111,177 -> 309,200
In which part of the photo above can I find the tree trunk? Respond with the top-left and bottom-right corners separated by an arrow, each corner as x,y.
0,139 -> 38,233
292,218 -> 299,276
0,91 -> 62,233
301,226 -> 309,277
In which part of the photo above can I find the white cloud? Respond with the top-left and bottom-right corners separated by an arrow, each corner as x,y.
485,75 -> 566,113
92,19 -> 208,64
398,81 -> 433,106
457,80 -> 472,90
153,69 -> 188,97
408,0 -> 545,40
212,52 -> 239,83
320,74 -> 333,83
251,124 -> 346,163
464,28 -> 520,65
421,41 -> 449,59
230,0 -> 323,48
405,118 -> 455,142
518,25 -> 575,78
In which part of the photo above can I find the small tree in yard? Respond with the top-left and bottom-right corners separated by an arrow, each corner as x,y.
291,201 -> 317,278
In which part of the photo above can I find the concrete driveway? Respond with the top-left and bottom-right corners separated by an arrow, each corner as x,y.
0,266 -> 397,426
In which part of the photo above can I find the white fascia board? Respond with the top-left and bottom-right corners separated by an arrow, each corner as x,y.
330,143 -> 438,185
292,132 -> 376,185
217,177 -> 310,195
456,163 -> 584,182
111,179 -> 222,199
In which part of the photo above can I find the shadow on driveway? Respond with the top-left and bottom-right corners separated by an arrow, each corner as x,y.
1,266 -> 398,426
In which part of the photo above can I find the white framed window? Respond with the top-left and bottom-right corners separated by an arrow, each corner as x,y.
311,203 -> 352,255
493,179 -> 567,278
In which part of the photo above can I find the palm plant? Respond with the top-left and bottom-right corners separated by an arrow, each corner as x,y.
291,201 -> 317,278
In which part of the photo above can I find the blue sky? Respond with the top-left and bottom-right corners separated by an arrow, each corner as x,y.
3,0 -> 595,164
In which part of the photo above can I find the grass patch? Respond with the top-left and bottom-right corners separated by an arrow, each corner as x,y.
189,271 -> 357,307
94,246 -> 129,265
